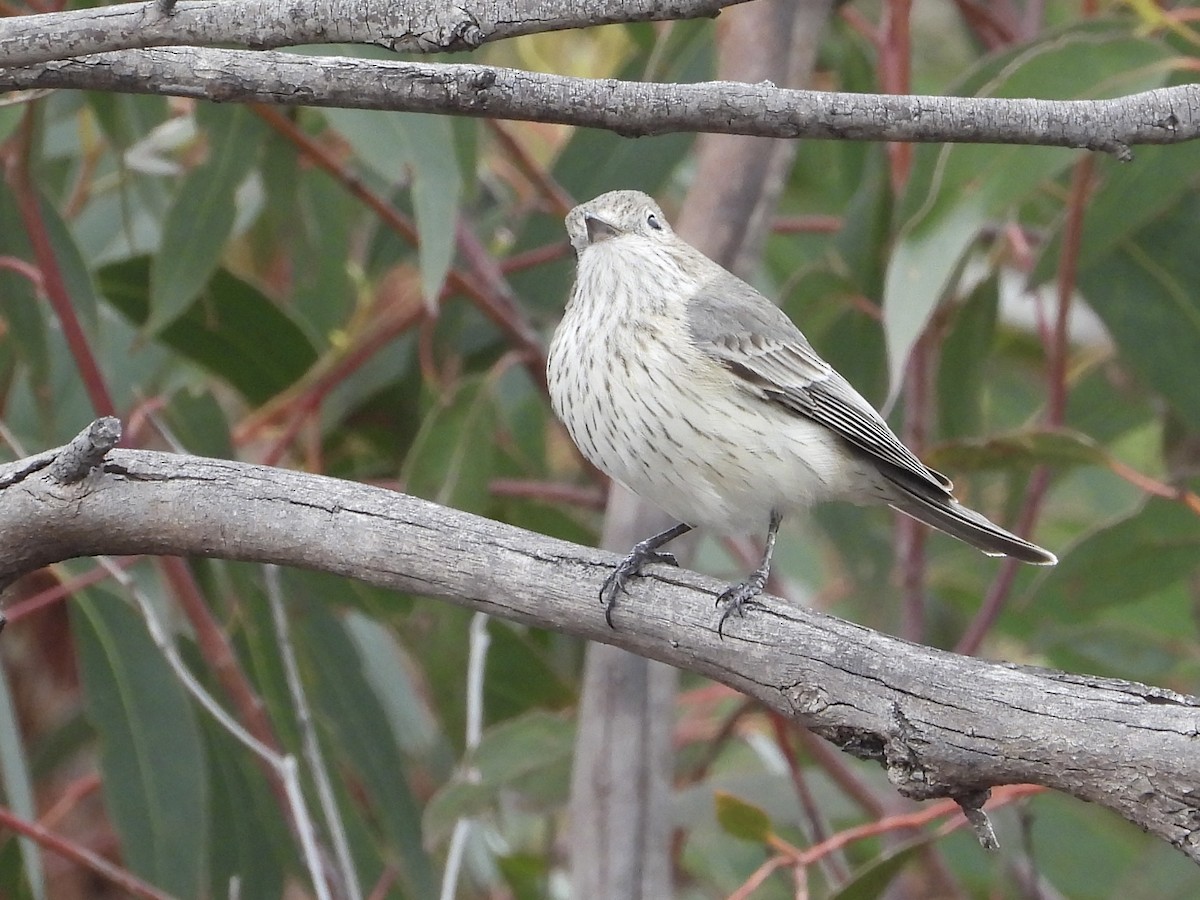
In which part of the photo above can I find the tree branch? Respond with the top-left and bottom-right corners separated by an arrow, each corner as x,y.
3,427 -> 1200,862
0,0 -> 745,67
1,47 -> 1197,154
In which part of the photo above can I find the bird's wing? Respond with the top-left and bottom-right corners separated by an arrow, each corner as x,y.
685,271 -> 952,495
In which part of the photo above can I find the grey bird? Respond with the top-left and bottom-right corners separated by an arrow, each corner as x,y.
547,190 -> 1056,634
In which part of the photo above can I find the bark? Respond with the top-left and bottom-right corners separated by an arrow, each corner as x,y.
1,48 -> 1196,156
569,489 -> 680,900
4,435 -> 1200,863
0,0 -> 747,67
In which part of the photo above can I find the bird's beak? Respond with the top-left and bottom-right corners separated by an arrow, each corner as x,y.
585,214 -> 621,245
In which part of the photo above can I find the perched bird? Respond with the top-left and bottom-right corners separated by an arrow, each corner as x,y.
547,190 -> 1056,634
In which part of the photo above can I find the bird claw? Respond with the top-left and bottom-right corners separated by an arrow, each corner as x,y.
716,577 -> 767,639
600,550 -> 679,628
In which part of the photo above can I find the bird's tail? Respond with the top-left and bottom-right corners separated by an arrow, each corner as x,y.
887,484 -> 1057,566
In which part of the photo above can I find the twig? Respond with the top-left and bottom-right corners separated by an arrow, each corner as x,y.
486,120 -> 575,217
438,611 -> 491,900
47,416 -> 121,484
0,805 -> 175,900
267,566 -> 360,900
880,0 -> 914,187
488,478 -> 605,509
2,49 -> 1193,156
770,215 -> 842,234
768,713 -> 848,885
955,155 -> 1095,656
499,240 -> 572,274
5,109 -> 115,418
252,105 -> 547,393
100,554 -> 335,899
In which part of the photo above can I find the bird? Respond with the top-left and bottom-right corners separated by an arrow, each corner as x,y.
546,189 -> 1056,635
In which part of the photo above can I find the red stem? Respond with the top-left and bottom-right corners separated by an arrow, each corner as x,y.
158,558 -> 279,753
898,335 -> 930,642
3,560 -> 138,625
955,155 -> 1095,656
768,714 -> 847,884
0,804 -> 173,900
0,254 -> 44,287
6,110 -> 115,418
771,215 -> 843,234
252,106 -> 547,388
486,120 -> 576,217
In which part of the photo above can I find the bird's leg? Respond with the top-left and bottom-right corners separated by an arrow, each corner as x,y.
717,510 -> 782,638
602,522 -> 693,627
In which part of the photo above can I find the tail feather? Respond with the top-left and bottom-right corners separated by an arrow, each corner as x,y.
887,484 -> 1057,566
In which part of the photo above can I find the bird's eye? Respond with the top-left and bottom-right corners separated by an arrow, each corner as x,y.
647,213 -> 662,231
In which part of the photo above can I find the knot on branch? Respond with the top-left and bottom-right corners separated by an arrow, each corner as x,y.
49,417 -> 122,484
416,8 -> 485,52
883,704 -> 943,801
955,789 -> 999,851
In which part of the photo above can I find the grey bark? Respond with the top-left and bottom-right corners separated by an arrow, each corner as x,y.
2,48 -> 1197,155
4,438 -> 1200,863
570,487 -> 682,900
0,0 -> 746,67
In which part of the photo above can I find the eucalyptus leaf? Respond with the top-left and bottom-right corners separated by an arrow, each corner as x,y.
73,591 -> 209,899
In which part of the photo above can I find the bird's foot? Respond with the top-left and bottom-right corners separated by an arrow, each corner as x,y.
601,548 -> 679,628
716,574 -> 768,638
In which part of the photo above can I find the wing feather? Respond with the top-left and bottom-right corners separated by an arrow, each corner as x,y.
686,273 -> 952,496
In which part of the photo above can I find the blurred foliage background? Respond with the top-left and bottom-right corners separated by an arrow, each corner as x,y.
2,1 -> 1200,898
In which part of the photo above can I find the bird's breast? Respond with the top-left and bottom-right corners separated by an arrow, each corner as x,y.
547,257 -> 868,534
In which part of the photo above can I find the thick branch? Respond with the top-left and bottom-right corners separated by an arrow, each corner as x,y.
2,440 -> 1200,861
0,0 -> 744,67
1,48 -> 1197,153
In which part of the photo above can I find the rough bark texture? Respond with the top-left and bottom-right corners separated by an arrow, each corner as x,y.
0,0 -> 746,66
1,48 -> 1196,155
4,440 -> 1200,862
569,488 -> 681,900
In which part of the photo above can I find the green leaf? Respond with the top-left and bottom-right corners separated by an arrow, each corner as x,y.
41,193 -> 105,333
202,718 -> 288,900
343,611 -> 453,770
163,387 -> 234,459
100,257 -> 317,404
714,791 -> 773,843
496,852 -> 550,900
296,600 -> 437,898
1076,194 -> 1200,431
323,109 -> 461,307
0,664 -> 46,900
73,591 -> 209,899
423,781 -> 494,847
402,376 -> 496,512
424,710 -> 575,844
470,709 -> 575,791
1032,141 -> 1200,285
829,843 -> 924,900
483,621 -> 576,723
148,107 -> 264,334
927,427 -> 1109,473
883,22 -> 1171,391
1030,498 -> 1200,621
0,103 -> 22,144
831,146 -> 892,300
87,93 -> 170,155
936,276 -> 998,440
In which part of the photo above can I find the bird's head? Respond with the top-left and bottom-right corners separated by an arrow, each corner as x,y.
566,190 -> 676,257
